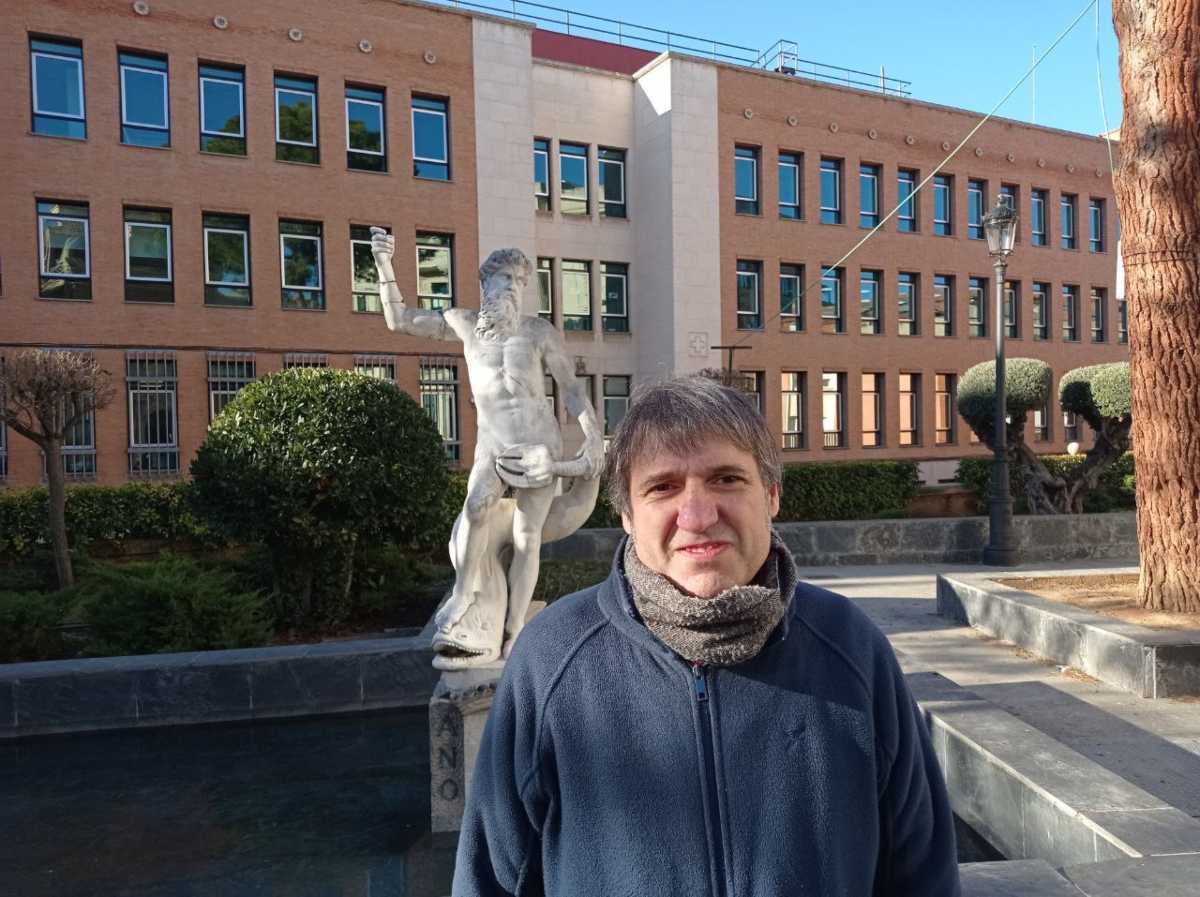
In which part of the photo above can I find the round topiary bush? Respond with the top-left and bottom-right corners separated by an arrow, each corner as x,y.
190,368 -> 450,625
957,357 -> 1051,445
1059,362 -> 1132,427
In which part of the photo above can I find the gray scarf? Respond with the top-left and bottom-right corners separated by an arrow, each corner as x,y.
623,530 -> 798,666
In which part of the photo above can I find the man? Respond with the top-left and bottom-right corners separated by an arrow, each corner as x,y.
454,375 -> 960,896
370,230 -> 603,665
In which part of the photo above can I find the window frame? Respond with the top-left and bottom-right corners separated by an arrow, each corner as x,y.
935,373 -> 956,445
125,351 -> 180,477
275,85 -> 318,147
1090,287 -> 1106,342
419,358 -> 461,461
861,372 -> 883,447
279,221 -> 325,310
351,223 -> 386,313
599,147 -> 626,218
897,272 -> 918,336
932,174 -> 953,236
778,151 -> 802,219
820,266 -> 844,334
899,372 -> 921,446
561,259 -> 592,330
1031,189 -> 1048,246
1089,198 -> 1105,253
859,163 -> 880,228
558,141 -> 590,216
968,276 -> 987,338
1062,284 -> 1080,341
933,274 -> 954,337
860,269 -> 881,335
601,261 -> 629,332
967,179 -> 986,239
411,95 -> 450,179
415,232 -> 455,311
736,260 -> 763,331
780,263 -> 804,332
38,212 -> 91,280
537,257 -> 554,321
1060,194 -> 1077,250
119,53 -> 170,144
199,69 -> 245,139
534,137 -> 551,211
1032,282 -> 1050,340
602,375 -> 631,437
30,39 -> 86,138
735,145 -> 759,215
344,87 -> 387,171
781,371 -> 806,450
206,351 -> 256,421
1004,280 -> 1020,339
821,372 -> 845,449
819,158 -> 842,224
897,168 -> 918,232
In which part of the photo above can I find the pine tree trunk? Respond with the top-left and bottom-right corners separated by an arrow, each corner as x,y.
1114,0 -> 1200,612
44,438 -> 74,589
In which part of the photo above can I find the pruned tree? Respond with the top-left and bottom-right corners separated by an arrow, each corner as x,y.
1113,0 -> 1200,612
958,358 -> 1132,515
0,350 -> 115,587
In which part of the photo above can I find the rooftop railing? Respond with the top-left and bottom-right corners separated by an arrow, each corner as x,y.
437,0 -> 911,95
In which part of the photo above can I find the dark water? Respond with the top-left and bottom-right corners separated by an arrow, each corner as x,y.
0,709 -> 454,897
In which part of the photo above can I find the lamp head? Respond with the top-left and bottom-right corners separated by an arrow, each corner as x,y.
983,197 -> 1019,256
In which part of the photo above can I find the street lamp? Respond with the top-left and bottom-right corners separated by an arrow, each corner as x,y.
982,198 -> 1019,566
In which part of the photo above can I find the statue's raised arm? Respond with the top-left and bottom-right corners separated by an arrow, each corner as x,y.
370,226 -> 465,342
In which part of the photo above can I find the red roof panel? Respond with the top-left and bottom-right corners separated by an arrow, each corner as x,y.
531,30 -> 659,75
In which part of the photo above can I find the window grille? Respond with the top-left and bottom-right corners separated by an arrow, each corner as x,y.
353,354 -> 396,382
207,351 -> 256,420
126,350 -> 179,476
419,357 -> 460,461
283,353 -> 328,369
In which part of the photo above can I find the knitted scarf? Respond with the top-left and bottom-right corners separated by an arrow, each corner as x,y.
623,530 -> 797,666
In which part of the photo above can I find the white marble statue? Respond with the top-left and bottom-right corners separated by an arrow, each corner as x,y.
371,229 -> 604,669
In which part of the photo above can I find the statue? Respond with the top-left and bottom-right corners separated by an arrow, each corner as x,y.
371,229 -> 604,669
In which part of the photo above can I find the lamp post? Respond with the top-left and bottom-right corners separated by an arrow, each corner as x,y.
982,198 -> 1019,566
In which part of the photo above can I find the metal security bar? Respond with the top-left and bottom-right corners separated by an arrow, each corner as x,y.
353,354 -> 397,383
207,351 -> 256,420
419,356 -> 461,461
126,350 -> 179,476
436,0 -> 909,94
283,352 -> 328,369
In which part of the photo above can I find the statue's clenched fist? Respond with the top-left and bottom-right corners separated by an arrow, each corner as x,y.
370,226 -> 394,266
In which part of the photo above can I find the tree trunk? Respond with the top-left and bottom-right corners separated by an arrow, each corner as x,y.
44,438 -> 74,589
1114,1 -> 1200,612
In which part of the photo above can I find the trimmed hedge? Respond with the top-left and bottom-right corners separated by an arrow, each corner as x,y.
0,483 -> 215,560
957,452 -> 1136,513
957,357 -> 1051,443
1059,362 -> 1132,426
776,460 -> 920,521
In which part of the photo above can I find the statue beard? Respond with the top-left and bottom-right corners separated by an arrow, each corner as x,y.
475,287 -> 520,342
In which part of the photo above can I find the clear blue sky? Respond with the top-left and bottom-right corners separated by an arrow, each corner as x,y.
525,0 -> 1122,136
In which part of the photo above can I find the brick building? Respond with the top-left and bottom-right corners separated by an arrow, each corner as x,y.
0,0 -> 1124,489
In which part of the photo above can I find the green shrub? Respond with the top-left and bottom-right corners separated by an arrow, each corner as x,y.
776,460 -> 920,522
0,589 -> 74,663
1060,362 -> 1132,425
533,559 -> 612,604
0,482 -> 216,560
957,358 -> 1051,444
957,452 -> 1136,513
190,369 -> 449,627
73,555 -> 271,656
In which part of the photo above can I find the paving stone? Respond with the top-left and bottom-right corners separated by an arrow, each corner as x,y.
1087,808 -> 1200,856
1063,854 -> 1200,897
959,859 -> 1080,897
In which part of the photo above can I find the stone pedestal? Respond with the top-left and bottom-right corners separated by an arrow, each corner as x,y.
429,602 -> 545,834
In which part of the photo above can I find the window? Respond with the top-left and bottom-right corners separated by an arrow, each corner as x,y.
602,262 -> 629,332
416,232 -> 454,311
599,147 -> 626,218
124,207 -> 172,302
119,51 -> 169,147
412,95 -> 449,180
1031,189 -> 1048,246
126,351 -> 179,476
537,257 -> 554,321
30,37 -> 85,139
860,270 -> 881,335
820,158 -> 842,224
897,168 -> 917,232
203,212 -> 251,306
1064,410 -> 1079,443
1091,288 -> 1106,342
62,393 -> 97,480
199,64 -> 245,154
275,74 -> 318,164
419,358 -> 460,461
781,372 -> 805,449
859,163 -> 880,228
742,371 -> 765,414
898,272 -> 918,336
1062,284 -> 1080,341
1061,194 -> 1077,249
1004,280 -> 1020,338
820,267 -> 844,334
534,138 -> 551,211
562,260 -> 592,330
603,376 -> 631,436
967,179 -> 986,239
935,374 -> 955,445
736,260 -> 762,330
279,220 -> 324,309
37,199 -> 91,300
544,373 -> 557,417
778,152 -> 802,219
1117,296 -> 1128,343
351,224 -> 386,312
559,142 -> 589,215
1089,198 -> 1105,252
933,175 -> 952,235
968,276 -> 987,338
1000,184 -> 1019,240
899,373 -> 921,446
861,373 -> 882,447
346,84 -> 385,172
780,263 -> 803,332
283,353 -> 327,369
354,354 -> 396,383
207,351 -> 255,420
933,274 -> 954,337
821,373 -> 844,448
735,146 -> 759,215
1032,282 -> 1050,340
1033,400 -> 1051,442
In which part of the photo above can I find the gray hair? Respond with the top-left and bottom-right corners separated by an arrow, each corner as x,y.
478,248 -> 533,285
603,375 -> 782,518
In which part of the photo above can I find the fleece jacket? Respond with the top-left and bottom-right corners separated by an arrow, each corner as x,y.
453,542 -> 961,897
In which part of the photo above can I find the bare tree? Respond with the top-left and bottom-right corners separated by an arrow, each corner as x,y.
1114,0 -> 1200,612
0,350 -> 115,587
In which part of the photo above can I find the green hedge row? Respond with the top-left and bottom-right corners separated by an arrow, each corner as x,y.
0,483 -> 217,559
957,452 -> 1135,514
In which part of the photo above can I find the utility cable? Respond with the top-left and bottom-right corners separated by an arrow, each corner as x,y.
1095,0 -> 1118,178
726,0 -> 1101,351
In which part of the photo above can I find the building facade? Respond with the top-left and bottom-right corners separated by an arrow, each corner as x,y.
0,0 -> 1124,488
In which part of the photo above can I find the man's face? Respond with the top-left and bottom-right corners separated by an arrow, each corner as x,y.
621,439 -> 780,599
482,265 -> 526,302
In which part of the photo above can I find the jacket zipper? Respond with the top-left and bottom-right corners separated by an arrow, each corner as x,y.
693,663 -> 728,897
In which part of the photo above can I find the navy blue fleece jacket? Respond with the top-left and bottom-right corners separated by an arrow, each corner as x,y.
453,545 -> 960,896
